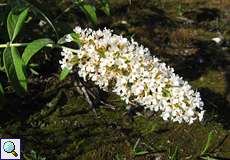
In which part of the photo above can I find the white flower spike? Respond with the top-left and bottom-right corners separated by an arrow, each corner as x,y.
60,26 -> 205,124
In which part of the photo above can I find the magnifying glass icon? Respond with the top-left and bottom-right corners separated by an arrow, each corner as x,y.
3,141 -> 18,157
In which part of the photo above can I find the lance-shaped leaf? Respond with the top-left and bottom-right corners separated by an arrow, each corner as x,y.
100,0 -> 110,16
59,67 -> 70,81
7,8 -> 29,42
22,38 -> 53,65
3,47 -> 27,94
80,4 -> 97,24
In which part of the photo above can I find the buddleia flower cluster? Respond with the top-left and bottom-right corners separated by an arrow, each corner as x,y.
59,26 -> 205,124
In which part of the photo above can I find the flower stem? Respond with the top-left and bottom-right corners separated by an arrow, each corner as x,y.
0,43 -> 78,53
0,43 -> 29,48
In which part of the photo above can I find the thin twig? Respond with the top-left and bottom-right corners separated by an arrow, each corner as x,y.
79,82 -> 97,116
84,86 -> 116,110
77,77 -> 117,110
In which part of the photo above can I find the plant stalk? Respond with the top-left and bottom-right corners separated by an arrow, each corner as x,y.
0,43 -> 78,53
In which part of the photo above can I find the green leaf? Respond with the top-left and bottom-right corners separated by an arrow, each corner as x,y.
80,4 -> 97,24
7,8 -> 29,42
59,67 -> 70,81
22,38 -> 53,65
100,0 -> 110,16
71,33 -> 81,45
58,33 -> 81,45
3,47 -> 27,94
0,82 -> 4,95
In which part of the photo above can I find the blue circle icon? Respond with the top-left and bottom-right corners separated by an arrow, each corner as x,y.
3,141 -> 15,153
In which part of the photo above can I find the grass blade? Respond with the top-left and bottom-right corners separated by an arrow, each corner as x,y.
7,8 -> 29,42
201,131 -> 214,155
